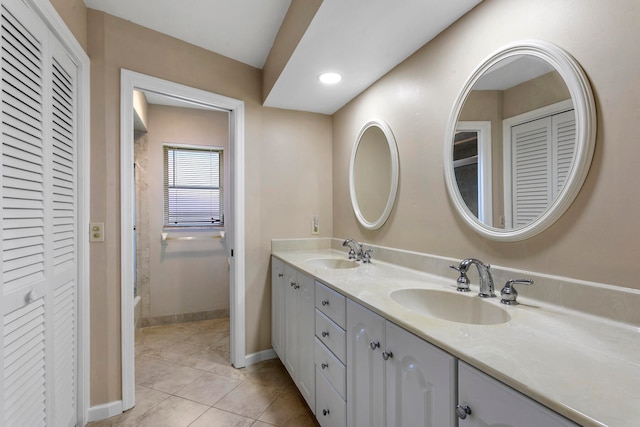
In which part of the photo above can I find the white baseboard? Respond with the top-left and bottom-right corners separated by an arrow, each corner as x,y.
87,400 -> 123,422
244,348 -> 277,367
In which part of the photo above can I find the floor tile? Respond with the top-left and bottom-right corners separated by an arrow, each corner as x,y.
180,347 -> 232,371
184,329 -> 229,349
258,389 -> 317,427
244,359 -> 297,391
110,385 -> 171,425
175,372 -> 242,406
189,407 -> 254,427
214,381 -> 280,419
118,396 -> 208,427
139,363 -> 206,394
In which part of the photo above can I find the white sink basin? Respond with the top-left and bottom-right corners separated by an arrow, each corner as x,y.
390,289 -> 511,325
305,258 -> 360,269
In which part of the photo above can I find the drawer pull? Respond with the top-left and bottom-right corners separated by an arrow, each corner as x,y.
321,363 -> 328,369
278,273 -> 284,277
369,341 -> 380,350
456,404 -> 472,420
321,299 -> 329,306
382,350 -> 393,361
322,409 -> 330,416
322,331 -> 329,338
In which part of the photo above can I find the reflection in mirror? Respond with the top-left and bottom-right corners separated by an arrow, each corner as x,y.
444,41 -> 596,241
349,120 -> 399,230
457,55 -> 573,229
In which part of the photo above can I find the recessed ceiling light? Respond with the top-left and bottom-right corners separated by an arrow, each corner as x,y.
318,72 -> 342,85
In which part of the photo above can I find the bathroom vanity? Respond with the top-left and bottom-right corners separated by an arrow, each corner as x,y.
271,240 -> 640,427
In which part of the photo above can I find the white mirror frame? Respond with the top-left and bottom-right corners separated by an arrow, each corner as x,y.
444,40 -> 596,242
349,119 -> 400,230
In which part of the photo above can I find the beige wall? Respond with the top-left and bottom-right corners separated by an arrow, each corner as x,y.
86,10 -> 332,406
333,0 -> 640,291
139,105 -> 230,319
49,0 -> 87,51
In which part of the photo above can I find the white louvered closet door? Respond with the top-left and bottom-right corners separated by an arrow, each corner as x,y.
510,110 -> 575,228
1,0 -> 78,426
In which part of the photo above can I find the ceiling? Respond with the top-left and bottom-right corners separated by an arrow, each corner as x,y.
84,0 -> 482,114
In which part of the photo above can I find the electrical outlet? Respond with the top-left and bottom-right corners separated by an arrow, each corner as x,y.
90,222 -> 105,242
312,216 -> 319,235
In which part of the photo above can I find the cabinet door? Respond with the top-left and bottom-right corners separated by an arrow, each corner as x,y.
283,264 -> 299,379
458,362 -> 578,427
297,272 -> 316,413
271,258 -> 285,360
346,299 -> 386,427
385,322 -> 456,427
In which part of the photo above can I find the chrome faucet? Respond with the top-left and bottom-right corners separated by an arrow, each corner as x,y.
450,258 -> 496,298
342,238 -> 364,261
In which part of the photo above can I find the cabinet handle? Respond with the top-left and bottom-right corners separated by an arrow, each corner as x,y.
322,409 -> 330,416
455,404 -> 472,420
382,350 -> 393,360
321,299 -> 329,306
321,331 -> 329,338
290,282 -> 296,287
278,273 -> 284,277
369,341 -> 380,350
321,363 -> 328,369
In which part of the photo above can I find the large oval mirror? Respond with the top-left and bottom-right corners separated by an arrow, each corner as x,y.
444,40 -> 596,241
349,120 -> 399,230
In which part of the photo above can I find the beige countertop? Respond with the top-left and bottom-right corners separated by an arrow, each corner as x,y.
272,248 -> 640,427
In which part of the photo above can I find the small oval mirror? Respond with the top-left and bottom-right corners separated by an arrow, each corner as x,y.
349,120 -> 399,230
444,40 -> 596,241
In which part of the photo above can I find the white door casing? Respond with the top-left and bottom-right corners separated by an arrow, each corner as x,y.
120,70 -> 246,411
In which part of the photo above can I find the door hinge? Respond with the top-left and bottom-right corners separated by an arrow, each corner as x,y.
231,249 -> 234,257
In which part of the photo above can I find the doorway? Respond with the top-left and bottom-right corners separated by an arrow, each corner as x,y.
120,70 -> 246,411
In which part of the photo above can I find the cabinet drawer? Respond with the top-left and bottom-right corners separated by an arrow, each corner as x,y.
314,337 -> 346,399
315,281 -> 346,328
316,366 -> 347,427
315,310 -> 346,363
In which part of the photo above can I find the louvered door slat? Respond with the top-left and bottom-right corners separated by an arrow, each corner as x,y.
54,281 -> 75,427
553,110 -> 576,194
512,119 -> 552,226
49,35 -> 78,427
3,299 -> 46,427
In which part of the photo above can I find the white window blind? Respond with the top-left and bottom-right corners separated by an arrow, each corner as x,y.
163,145 -> 223,227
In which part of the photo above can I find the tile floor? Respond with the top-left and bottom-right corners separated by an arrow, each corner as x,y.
88,318 -> 319,427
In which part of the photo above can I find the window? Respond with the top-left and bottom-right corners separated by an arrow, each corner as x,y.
163,144 -> 223,227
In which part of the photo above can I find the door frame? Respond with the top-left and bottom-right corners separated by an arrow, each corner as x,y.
120,70 -> 246,411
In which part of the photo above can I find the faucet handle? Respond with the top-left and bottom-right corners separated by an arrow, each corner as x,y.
450,265 -> 471,292
500,279 -> 534,305
362,248 -> 373,263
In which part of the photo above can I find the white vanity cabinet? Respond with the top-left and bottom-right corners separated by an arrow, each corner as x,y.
346,299 -> 456,427
457,362 -> 579,427
273,259 -> 315,412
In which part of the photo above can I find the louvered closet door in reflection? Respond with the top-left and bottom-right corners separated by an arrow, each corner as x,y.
1,0 -> 79,425
510,110 -> 575,228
